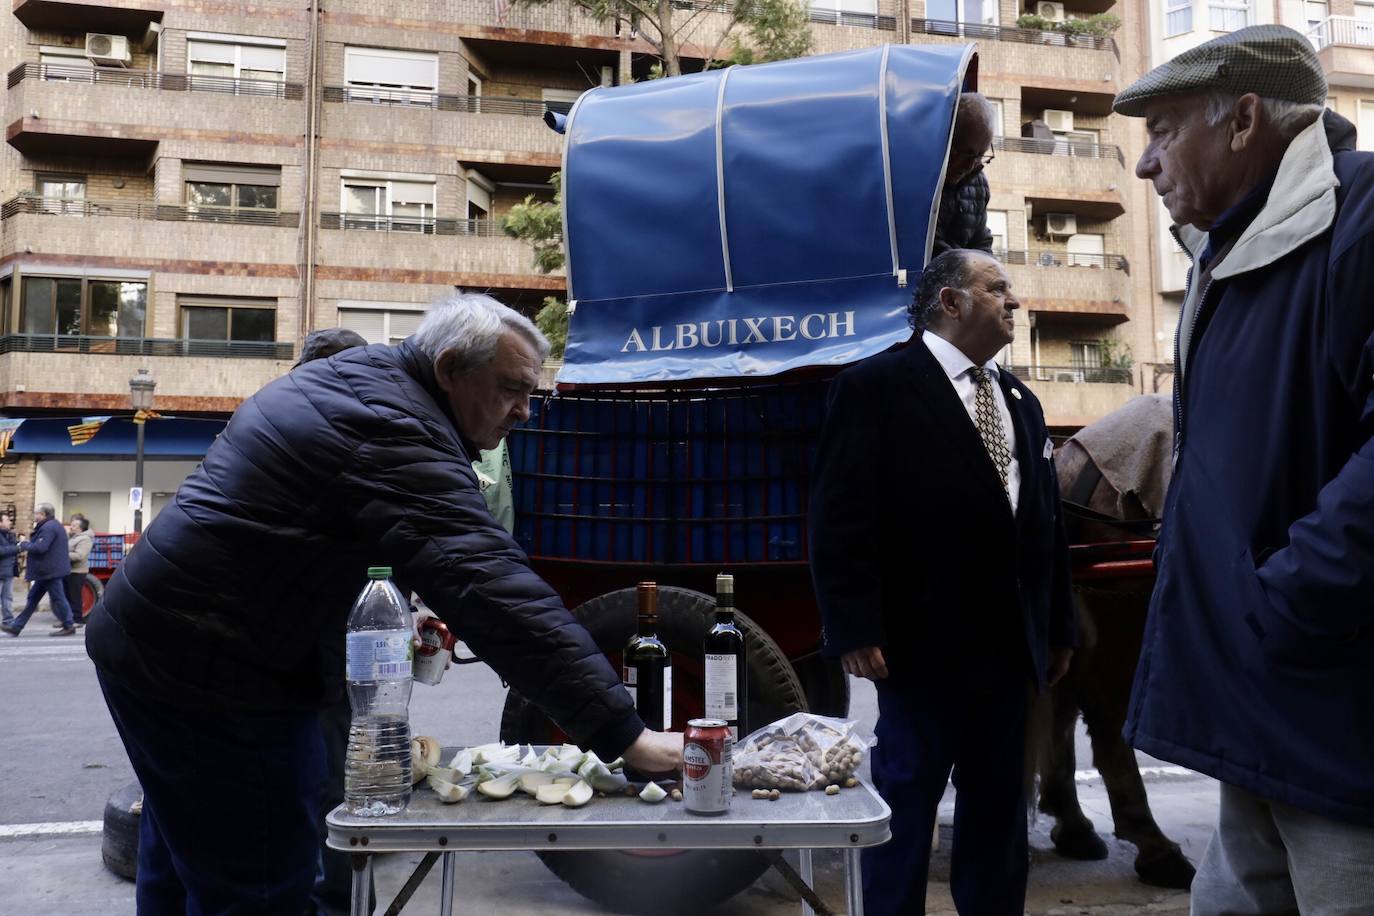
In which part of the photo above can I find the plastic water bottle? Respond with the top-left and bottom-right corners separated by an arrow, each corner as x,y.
344,567 -> 414,816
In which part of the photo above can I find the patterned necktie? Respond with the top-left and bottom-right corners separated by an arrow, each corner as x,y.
971,366 -> 1012,496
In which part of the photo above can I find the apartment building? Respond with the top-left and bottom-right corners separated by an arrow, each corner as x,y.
0,0 -> 1152,530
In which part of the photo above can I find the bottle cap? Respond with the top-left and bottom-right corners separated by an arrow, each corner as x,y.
367,566 -> 393,579
716,573 -> 734,594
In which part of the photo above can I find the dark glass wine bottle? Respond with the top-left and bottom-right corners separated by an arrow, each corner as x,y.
623,581 -> 672,732
704,572 -> 747,743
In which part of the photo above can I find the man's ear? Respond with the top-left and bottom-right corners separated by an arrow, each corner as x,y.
938,286 -> 964,321
434,351 -> 457,393
1230,93 -> 1262,152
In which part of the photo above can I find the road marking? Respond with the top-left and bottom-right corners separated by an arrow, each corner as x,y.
0,644 -> 90,659
1074,765 -> 1197,782
0,820 -> 103,839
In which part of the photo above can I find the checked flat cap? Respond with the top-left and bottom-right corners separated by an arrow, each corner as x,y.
1114,24 -> 1327,117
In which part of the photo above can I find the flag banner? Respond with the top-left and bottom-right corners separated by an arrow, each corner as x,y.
68,416 -> 111,447
132,409 -> 163,426
557,43 -> 975,385
0,419 -> 23,458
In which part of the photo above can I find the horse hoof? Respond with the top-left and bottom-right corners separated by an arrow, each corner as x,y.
1135,847 -> 1196,890
1050,823 -> 1110,861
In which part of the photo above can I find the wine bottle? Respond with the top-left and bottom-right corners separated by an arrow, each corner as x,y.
623,581 -> 672,732
704,572 -> 747,743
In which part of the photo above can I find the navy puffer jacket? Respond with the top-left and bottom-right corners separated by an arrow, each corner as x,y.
22,517 -> 70,582
86,340 -> 645,761
931,170 -> 993,256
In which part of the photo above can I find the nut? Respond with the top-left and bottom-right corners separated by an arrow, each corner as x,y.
769,789 -> 781,801
670,789 -> 682,802
825,784 -> 840,796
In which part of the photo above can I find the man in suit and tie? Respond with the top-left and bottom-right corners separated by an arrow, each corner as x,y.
809,248 -> 1077,915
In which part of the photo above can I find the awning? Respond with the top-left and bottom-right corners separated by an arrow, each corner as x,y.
4,417 -> 225,458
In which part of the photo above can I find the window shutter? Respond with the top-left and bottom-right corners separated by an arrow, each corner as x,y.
239,45 -> 285,72
188,40 -> 237,64
345,48 -> 437,89
389,311 -> 424,340
340,309 -> 387,344
184,163 -> 282,186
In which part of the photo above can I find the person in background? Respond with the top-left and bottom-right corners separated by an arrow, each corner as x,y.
932,92 -> 998,256
1,503 -> 75,637
64,515 -> 93,628
1114,25 -> 1374,911
0,514 -> 19,627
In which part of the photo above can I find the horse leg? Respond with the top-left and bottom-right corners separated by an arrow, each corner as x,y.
1039,685 -> 1109,861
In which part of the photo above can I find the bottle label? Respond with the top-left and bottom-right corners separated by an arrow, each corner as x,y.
622,665 -> 637,704
704,653 -> 738,721
346,629 -> 413,681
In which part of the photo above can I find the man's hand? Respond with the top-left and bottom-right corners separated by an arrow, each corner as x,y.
1047,646 -> 1073,688
841,646 -> 888,681
411,603 -> 451,670
621,729 -> 683,776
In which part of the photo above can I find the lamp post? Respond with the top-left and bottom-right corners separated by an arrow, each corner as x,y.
129,368 -> 156,534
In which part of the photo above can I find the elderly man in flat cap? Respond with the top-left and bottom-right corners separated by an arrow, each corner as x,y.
1115,24 -> 1374,914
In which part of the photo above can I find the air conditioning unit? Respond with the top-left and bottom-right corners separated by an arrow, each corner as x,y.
1037,1 -> 1065,21
141,21 -> 163,52
1043,108 -> 1074,132
1045,212 -> 1078,236
85,33 -> 131,66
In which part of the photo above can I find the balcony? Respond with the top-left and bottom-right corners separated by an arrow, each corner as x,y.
911,18 -> 1119,58
326,0 -> 621,41
0,334 -> 293,360
0,194 -> 300,228
999,250 -> 1131,321
7,63 -> 304,99
994,135 -> 1124,167
1012,364 -> 1137,428
322,86 -> 568,116
12,0 -> 162,31
1306,17 -> 1374,86
1008,363 -> 1132,385
317,216 -> 566,279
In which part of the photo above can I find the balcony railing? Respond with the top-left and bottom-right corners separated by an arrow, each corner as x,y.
1307,15 -> 1374,50
320,212 -> 450,234
994,135 -> 1125,167
911,18 -> 1119,59
0,334 -> 293,360
0,195 -> 299,227
6,63 -> 305,99
996,248 -> 1130,273
323,86 -> 574,117
1007,364 -> 1133,384
662,0 -> 897,29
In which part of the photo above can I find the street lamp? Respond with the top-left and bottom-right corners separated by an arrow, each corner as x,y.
129,368 -> 156,534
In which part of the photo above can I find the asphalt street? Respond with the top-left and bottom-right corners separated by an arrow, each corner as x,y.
0,597 -> 1215,915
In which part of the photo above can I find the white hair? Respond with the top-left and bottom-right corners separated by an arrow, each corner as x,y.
957,92 -> 999,138
1196,91 -> 1323,141
413,291 -> 550,373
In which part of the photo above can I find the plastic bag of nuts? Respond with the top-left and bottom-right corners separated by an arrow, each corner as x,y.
731,713 -> 874,792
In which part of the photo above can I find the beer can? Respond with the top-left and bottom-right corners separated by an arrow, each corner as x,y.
683,718 -> 733,816
413,617 -> 455,686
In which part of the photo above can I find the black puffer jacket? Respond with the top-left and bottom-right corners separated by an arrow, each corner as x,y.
931,170 -> 994,256
86,340 -> 645,760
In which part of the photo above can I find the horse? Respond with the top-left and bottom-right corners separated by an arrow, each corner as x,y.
1035,393 -> 1196,890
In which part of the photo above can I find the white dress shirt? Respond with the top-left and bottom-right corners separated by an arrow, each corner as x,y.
922,330 -> 1021,515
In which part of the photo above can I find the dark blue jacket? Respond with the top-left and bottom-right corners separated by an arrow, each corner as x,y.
87,340 -> 645,762
21,517 -> 70,582
932,170 -> 994,256
1127,113 -> 1374,826
809,337 -> 1076,690
0,528 -> 18,578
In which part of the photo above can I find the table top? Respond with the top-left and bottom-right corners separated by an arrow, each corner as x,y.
326,749 -> 891,854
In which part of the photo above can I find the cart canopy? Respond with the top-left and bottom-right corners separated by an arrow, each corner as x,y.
558,43 -> 976,386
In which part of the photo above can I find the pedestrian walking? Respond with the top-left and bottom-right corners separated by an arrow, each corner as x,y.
64,515 -> 92,627
1,503 -> 76,637
0,514 -> 19,626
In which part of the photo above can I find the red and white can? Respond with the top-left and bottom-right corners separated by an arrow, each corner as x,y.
683,718 -> 733,816
413,617 -> 455,686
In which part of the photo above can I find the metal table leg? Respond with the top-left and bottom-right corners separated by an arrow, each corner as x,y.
799,849 -> 815,916
844,847 -> 863,916
439,851 -> 456,916
350,853 -> 373,916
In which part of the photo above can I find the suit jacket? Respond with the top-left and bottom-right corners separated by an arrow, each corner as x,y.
808,337 -> 1076,690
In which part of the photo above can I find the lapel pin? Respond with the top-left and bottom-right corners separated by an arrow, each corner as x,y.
1010,388 -> 1022,400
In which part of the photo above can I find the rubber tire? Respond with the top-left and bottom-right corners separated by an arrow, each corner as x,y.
81,574 -> 104,617
101,782 -> 141,882
791,654 -> 851,719
499,585 -> 808,915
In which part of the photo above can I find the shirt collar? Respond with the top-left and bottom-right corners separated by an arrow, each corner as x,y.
922,329 -> 999,382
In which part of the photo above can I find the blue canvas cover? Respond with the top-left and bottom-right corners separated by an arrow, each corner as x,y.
557,43 -> 976,386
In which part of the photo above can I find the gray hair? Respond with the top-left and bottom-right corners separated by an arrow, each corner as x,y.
35,502 -> 54,519
1196,91 -> 1323,141
957,92 -> 998,138
413,291 -> 550,374
910,249 -> 980,331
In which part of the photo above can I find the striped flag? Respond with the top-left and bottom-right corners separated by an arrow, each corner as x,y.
132,409 -> 162,426
0,419 -> 23,458
67,416 -> 110,447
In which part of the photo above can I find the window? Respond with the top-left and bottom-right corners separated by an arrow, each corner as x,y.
541,88 -> 582,115
1208,0 -> 1248,31
986,210 -> 1009,257
1355,0 -> 1374,44
36,174 -> 86,215
187,36 -> 286,95
338,307 -> 425,345
1166,0 -> 1193,36
342,178 -> 436,231
466,73 -> 482,112
1066,232 -> 1106,267
345,47 -> 437,106
184,163 -> 281,219
1306,0 -> 1328,29
1358,100 -> 1374,152
180,296 -> 276,342
926,0 -> 996,26
1070,340 -> 1104,371
39,48 -> 92,81
467,172 -> 493,223
20,277 -> 146,338
1055,128 -> 1101,156
988,99 -> 1004,138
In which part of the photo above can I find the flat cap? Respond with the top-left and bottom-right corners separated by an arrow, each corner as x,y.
295,327 -> 369,366
1114,24 -> 1327,117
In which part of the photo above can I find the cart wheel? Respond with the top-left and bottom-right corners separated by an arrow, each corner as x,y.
791,655 -> 850,718
101,782 -> 141,882
81,574 -> 104,617
500,585 -> 808,914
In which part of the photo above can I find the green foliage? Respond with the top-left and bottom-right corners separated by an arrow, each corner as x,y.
1099,339 -> 1133,370
720,0 -> 812,66
534,296 -> 570,359
1015,12 -> 1120,37
501,172 -> 564,274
